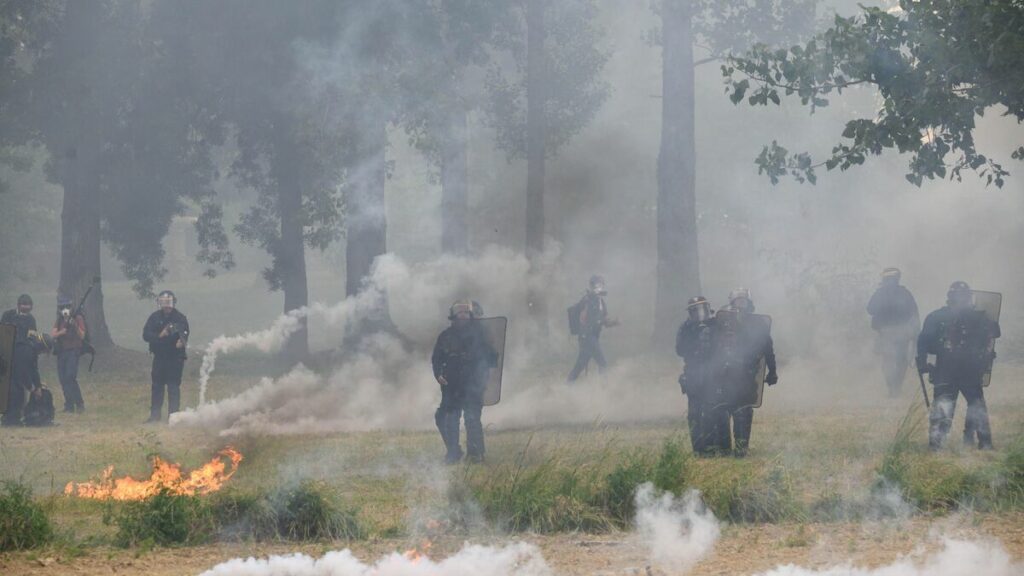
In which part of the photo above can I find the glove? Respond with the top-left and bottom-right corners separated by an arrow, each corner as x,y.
678,373 -> 688,394
766,371 -> 778,386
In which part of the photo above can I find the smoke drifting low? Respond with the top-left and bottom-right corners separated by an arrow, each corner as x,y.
634,483 -> 720,573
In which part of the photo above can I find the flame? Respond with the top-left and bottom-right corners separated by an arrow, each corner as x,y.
64,447 -> 242,501
403,540 -> 433,564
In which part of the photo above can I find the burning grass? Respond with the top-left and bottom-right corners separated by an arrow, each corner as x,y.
65,447 -> 243,501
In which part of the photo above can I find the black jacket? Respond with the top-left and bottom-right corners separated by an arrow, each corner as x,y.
143,309 -> 190,358
867,284 -> 919,330
431,321 -> 497,388
917,306 -> 999,374
1,309 -> 37,347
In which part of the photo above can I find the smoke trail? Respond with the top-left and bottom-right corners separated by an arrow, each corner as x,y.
755,538 -> 1020,576
634,483 -> 720,573
198,542 -> 551,576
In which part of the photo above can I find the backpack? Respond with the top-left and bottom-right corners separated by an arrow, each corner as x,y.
567,298 -> 585,336
23,387 -> 55,426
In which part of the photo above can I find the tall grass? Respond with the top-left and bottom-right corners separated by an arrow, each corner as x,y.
0,480 -> 54,551
211,481 -> 364,542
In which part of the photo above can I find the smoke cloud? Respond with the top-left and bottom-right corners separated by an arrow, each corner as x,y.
634,483 -> 720,573
198,542 -> 552,576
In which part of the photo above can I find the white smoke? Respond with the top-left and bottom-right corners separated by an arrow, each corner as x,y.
634,483 -> 720,574
197,542 -> 551,576
755,538 -> 1020,576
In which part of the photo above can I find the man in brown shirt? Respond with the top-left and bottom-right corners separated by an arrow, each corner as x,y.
51,294 -> 86,413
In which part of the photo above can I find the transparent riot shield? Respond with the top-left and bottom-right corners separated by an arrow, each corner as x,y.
749,314 -> 773,408
0,323 -> 14,413
478,317 -> 507,406
972,291 -> 1002,388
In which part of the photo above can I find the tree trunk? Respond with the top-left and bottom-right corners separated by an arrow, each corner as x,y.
654,0 -> 700,344
276,148 -> 309,363
440,107 -> 468,255
525,0 -> 547,317
58,145 -> 114,349
345,121 -> 396,341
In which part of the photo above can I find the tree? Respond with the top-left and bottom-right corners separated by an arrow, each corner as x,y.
723,0 -> 1024,188
652,0 -> 814,343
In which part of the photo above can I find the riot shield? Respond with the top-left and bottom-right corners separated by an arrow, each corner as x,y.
479,317 -> 507,406
0,324 -> 14,413
972,291 -> 1002,388
749,314 -> 773,409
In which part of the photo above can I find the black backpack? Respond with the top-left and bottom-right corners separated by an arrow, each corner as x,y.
567,298 -> 585,336
23,387 -> 55,426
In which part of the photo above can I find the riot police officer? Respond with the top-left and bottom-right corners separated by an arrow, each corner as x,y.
142,290 -> 189,423
1,295 -> 40,426
431,300 -> 498,464
676,296 -> 715,454
708,289 -> 777,457
867,268 -> 919,396
567,275 -> 618,382
917,281 -> 1000,450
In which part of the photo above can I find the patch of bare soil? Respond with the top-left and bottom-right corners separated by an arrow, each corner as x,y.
3,513 -> 1022,576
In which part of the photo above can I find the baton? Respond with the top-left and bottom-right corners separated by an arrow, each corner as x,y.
917,369 -> 930,408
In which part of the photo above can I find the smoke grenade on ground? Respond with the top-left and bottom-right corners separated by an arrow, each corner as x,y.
634,483 -> 720,573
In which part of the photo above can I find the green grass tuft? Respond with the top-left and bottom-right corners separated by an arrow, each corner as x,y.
0,480 -> 55,551
211,481 -> 363,542
105,488 -> 215,548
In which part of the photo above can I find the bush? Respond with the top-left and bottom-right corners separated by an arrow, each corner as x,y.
0,480 -> 54,551
211,481 -> 363,542
693,462 -> 802,523
106,489 -> 215,548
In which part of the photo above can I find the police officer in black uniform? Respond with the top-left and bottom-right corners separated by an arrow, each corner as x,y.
709,289 -> 777,457
867,267 -> 919,396
567,275 -> 618,382
917,281 -> 1000,450
2,295 -> 41,426
142,290 -> 189,423
431,300 -> 497,464
676,296 -> 715,455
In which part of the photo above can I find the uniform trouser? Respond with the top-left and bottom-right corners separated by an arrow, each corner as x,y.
877,330 -> 911,396
57,349 -> 85,410
730,405 -> 754,453
686,392 -> 703,452
702,398 -> 733,454
435,383 -> 485,459
568,335 -> 606,381
151,354 -> 185,419
929,372 -> 991,449
3,345 -> 37,426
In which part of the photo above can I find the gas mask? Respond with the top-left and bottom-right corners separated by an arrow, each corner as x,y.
61,307 -> 72,320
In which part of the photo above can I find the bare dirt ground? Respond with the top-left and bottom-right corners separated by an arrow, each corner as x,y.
3,513 -> 1023,576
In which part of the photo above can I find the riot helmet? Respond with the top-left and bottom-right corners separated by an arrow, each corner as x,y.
471,300 -> 484,318
687,296 -> 711,323
157,290 -> 177,313
449,299 -> 474,323
881,267 -> 901,285
589,275 -> 607,296
947,281 -> 972,309
728,288 -> 753,313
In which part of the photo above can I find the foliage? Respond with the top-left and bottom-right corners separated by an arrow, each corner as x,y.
0,480 -> 54,551
211,481 -> 363,542
105,488 -> 215,548
724,0 -> 1024,187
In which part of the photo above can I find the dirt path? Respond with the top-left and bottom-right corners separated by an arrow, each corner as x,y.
4,513 -> 1022,576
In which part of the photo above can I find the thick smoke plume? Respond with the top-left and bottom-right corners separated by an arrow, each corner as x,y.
634,483 -> 720,573
198,542 -> 551,576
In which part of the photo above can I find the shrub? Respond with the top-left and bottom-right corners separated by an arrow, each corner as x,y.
211,481 -> 363,542
106,489 -> 215,547
0,480 -> 54,551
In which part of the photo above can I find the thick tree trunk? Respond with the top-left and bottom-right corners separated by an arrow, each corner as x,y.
276,149 -> 309,363
655,0 -> 700,344
525,0 -> 547,317
58,146 -> 114,349
440,108 -> 468,255
345,121 -> 395,340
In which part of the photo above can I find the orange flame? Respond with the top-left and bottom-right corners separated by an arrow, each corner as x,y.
403,540 -> 433,564
64,447 -> 242,501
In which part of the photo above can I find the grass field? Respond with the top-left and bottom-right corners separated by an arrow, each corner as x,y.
1,347 -> 1023,575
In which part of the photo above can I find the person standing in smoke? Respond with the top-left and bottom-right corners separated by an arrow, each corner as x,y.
866,268 -> 919,396
917,281 -> 1000,451
2,295 -> 41,426
676,296 -> 716,455
51,294 -> 87,413
707,289 -> 777,457
567,275 -> 618,382
142,290 -> 189,423
432,300 -> 498,464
